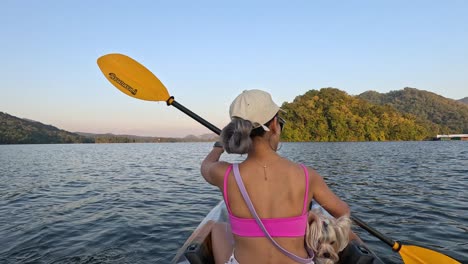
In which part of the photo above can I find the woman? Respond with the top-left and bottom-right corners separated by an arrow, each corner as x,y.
201,89 -> 353,264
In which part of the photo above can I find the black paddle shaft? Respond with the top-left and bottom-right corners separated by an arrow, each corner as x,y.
351,216 -> 400,251
168,97 -> 222,135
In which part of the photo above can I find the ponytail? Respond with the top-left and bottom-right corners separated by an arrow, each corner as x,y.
220,117 -> 253,154
221,115 -> 279,154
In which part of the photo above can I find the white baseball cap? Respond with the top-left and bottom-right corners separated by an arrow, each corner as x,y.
229,89 -> 284,131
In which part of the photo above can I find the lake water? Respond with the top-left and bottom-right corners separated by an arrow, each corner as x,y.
0,142 -> 466,263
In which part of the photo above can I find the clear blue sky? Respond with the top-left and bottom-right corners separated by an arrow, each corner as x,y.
1,0 -> 467,137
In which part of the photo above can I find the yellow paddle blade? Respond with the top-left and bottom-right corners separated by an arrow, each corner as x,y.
97,53 -> 170,102
400,245 -> 461,264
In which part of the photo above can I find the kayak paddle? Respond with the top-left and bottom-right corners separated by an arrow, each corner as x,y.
96,53 -> 220,135
96,53 -> 461,264
352,216 -> 460,264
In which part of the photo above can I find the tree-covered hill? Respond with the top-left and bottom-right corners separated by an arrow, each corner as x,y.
280,88 -> 442,142
358,88 -> 468,133
0,112 -> 94,144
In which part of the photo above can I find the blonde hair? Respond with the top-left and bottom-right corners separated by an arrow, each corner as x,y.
306,209 -> 351,264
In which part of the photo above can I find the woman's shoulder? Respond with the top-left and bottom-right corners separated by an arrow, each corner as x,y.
281,158 -> 311,171
282,161 -> 322,185
203,161 -> 232,188
215,161 -> 233,175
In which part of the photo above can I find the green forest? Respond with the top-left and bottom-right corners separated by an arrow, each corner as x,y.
1,88 -> 468,144
280,88 -> 468,142
358,88 -> 468,134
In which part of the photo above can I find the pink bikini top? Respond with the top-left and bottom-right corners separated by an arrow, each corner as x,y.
223,164 -> 310,237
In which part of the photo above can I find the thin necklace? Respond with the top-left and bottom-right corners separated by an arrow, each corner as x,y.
261,163 -> 268,181
252,156 -> 282,181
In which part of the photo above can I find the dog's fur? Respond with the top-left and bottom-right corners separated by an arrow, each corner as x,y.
306,209 -> 351,264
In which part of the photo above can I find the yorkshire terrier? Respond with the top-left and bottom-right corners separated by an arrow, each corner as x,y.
306,209 -> 351,264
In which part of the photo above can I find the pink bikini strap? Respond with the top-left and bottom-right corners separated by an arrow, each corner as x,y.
300,164 -> 310,215
223,164 -> 233,214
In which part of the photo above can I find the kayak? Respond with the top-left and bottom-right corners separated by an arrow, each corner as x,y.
171,201 -> 385,264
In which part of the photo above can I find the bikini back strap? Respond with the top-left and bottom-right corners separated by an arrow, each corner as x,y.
300,164 -> 310,215
232,163 -> 314,264
223,164 -> 234,214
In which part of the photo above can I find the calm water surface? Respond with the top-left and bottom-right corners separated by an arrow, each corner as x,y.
0,142 -> 466,263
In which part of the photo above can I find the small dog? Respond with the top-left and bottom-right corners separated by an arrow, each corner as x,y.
306,209 -> 351,264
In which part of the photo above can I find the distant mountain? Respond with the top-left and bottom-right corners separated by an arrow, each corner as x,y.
185,133 -> 219,141
358,88 -> 468,133
0,112 -> 94,144
459,97 -> 468,105
77,132 -> 218,143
